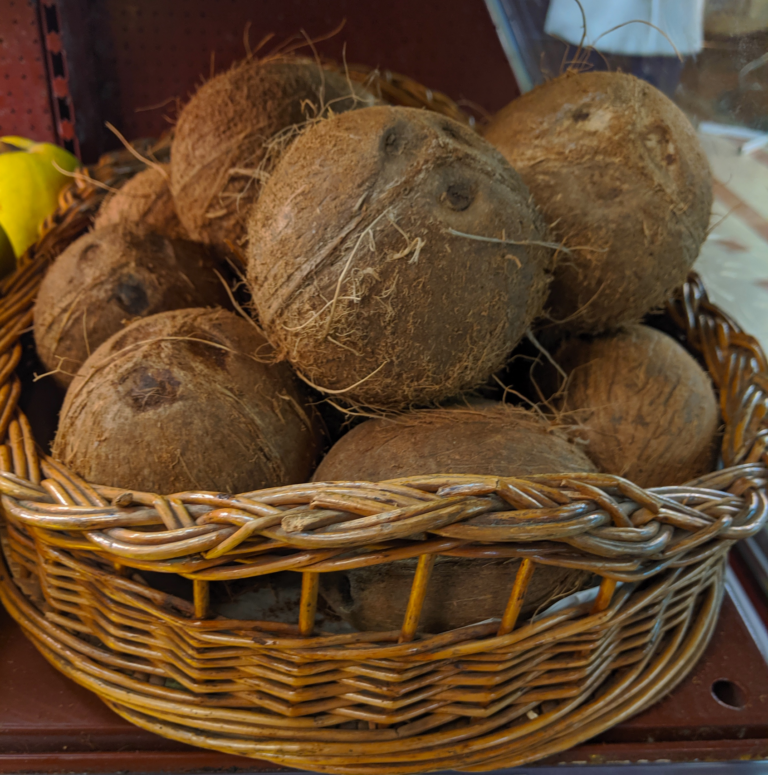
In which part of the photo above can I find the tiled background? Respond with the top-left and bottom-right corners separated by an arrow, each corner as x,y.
695,133 -> 768,349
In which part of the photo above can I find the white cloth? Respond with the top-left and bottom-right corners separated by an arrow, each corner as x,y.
544,0 -> 705,56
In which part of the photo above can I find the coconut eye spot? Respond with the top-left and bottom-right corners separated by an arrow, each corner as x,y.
439,120 -> 479,149
112,274 -> 149,315
126,368 -> 181,412
441,121 -> 460,139
381,126 -> 405,156
76,242 -> 101,266
442,181 -> 475,211
441,121 -> 471,143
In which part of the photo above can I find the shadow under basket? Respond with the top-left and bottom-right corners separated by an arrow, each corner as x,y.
0,68 -> 767,774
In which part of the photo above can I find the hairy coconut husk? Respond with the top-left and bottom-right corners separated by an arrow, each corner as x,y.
247,105 -> 555,411
34,222 -> 230,388
315,403 -> 595,633
54,307 -> 322,494
552,324 -> 720,486
94,164 -> 186,239
170,56 -> 373,246
484,71 -> 713,335
313,403 -> 595,481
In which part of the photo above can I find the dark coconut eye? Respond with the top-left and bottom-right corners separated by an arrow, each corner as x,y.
439,120 -> 474,147
113,275 -> 149,315
76,241 -> 101,265
381,126 -> 405,156
443,181 -> 475,211
441,121 -> 460,140
127,368 -> 181,411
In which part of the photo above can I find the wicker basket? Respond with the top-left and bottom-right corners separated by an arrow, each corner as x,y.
0,68 -> 766,774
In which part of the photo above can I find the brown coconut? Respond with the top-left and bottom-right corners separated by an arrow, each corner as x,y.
553,325 -> 720,487
34,222 -> 230,388
170,56 -> 373,246
54,307 -> 321,494
484,71 -> 713,334
314,403 -> 596,633
94,164 -> 186,239
247,105 -> 554,410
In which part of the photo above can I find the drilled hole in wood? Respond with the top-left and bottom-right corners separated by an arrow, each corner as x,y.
51,52 -> 65,78
42,4 -> 59,33
711,679 -> 746,710
56,97 -> 70,120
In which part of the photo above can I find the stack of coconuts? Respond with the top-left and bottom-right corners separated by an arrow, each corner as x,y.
33,54 -> 718,634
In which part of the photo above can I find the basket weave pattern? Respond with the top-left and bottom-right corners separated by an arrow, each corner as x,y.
0,73 -> 766,773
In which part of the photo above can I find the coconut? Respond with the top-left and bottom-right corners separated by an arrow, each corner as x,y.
314,403 -> 596,482
54,307 -> 322,494
314,403 -> 595,633
247,105 -> 554,410
34,222 -> 230,388
484,71 -> 713,334
170,56 -> 373,247
94,164 -> 185,239
552,325 -> 720,487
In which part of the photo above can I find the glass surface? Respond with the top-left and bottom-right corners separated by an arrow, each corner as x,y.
485,0 -> 768,360
486,0 -> 767,118
486,0 -> 768,614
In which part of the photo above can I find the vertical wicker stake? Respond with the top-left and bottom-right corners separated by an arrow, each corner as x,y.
590,577 -> 617,614
193,579 -> 210,619
299,572 -> 319,636
498,558 -> 535,636
0,444 -> 11,472
399,554 -> 436,643
9,419 -> 26,481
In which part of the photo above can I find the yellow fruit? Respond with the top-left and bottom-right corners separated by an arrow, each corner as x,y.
1,136 -> 35,149
0,137 -> 79,258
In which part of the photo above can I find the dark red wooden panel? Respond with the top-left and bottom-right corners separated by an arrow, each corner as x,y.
59,0 -> 518,153
0,0 -> 55,141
